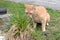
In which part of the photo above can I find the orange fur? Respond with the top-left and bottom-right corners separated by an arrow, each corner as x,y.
25,4 -> 50,32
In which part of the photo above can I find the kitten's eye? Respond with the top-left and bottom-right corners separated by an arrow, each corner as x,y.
26,12 -> 28,14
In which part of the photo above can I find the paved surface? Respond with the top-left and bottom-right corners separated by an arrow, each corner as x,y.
0,36 -> 5,40
0,14 -> 12,40
0,30 -> 5,40
0,14 -> 12,30
9,0 -> 60,10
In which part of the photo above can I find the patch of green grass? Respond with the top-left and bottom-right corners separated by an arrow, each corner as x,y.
0,0 -> 11,8
0,1 -> 60,40
47,8 -> 60,19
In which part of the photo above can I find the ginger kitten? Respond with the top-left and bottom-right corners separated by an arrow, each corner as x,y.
25,4 -> 50,32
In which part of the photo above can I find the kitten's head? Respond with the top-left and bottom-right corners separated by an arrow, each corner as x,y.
25,4 -> 34,18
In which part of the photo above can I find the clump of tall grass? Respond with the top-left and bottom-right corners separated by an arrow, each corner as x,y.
5,10 -> 35,40
10,12 -> 30,34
